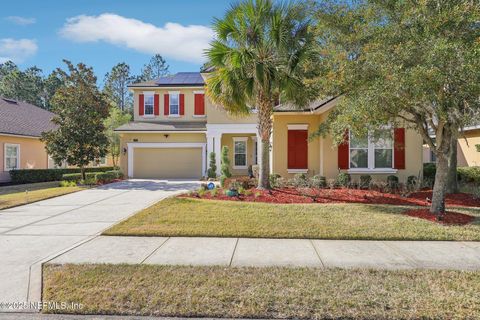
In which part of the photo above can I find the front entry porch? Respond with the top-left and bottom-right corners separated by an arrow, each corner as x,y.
206,124 -> 267,176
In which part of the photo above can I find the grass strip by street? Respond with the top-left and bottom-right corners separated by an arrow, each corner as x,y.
0,181 -> 85,210
43,264 -> 480,319
103,197 -> 480,241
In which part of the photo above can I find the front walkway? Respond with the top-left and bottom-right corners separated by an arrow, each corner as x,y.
0,179 -> 201,312
50,236 -> 480,270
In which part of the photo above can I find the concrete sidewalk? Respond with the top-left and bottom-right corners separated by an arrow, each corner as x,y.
50,236 -> 480,270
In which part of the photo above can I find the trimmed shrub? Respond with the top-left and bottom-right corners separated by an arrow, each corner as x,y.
219,175 -> 227,188
62,173 -> 82,181
291,173 -> 310,188
220,146 -> 231,178
207,152 -> 217,179
336,172 -> 351,187
95,172 -> 117,183
407,176 -> 418,188
457,166 -> 480,184
9,167 -> 114,184
105,170 -> 124,179
224,176 -> 256,190
269,174 -> 281,188
359,175 -> 372,189
311,175 -> 327,188
387,175 -> 399,190
423,163 -> 436,181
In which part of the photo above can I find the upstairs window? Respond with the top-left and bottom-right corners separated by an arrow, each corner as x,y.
144,95 -> 154,115
169,93 -> 179,115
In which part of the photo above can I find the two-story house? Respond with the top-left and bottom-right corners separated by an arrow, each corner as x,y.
116,72 -> 424,181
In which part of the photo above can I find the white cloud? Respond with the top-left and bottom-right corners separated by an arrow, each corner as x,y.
60,13 -> 214,63
5,16 -> 36,26
0,38 -> 38,63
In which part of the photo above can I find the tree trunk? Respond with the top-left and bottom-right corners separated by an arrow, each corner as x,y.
80,166 -> 86,181
430,153 -> 449,217
257,97 -> 273,190
446,136 -> 458,194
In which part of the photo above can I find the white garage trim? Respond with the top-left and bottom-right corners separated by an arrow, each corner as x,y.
127,142 -> 207,178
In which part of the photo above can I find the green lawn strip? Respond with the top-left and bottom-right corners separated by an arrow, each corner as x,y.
43,264 -> 480,319
103,197 -> 480,241
0,183 -> 85,210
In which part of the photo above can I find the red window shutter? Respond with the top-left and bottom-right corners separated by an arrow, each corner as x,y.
338,129 -> 349,169
288,130 -> 308,169
139,94 -> 144,116
180,93 -> 185,115
194,93 -> 205,115
394,128 -> 406,169
154,94 -> 159,115
164,94 -> 169,115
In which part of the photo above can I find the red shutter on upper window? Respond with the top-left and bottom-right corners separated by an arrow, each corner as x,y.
338,129 -> 349,169
288,130 -> 308,169
139,94 -> 144,116
180,94 -> 185,115
164,94 -> 169,115
194,93 -> 205,115
154,94 -> 159,115
394,128 -> 406,169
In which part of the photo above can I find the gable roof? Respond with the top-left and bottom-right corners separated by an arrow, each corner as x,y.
129,72 -> 205,88
0,97 -> 56,138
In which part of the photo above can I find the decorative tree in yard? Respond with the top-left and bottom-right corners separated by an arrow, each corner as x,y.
104,107 -> 131,168
42,60 -> 110,180
207,152 -> 217,179
220,146 -> 232,178
313,0 -> 480,216
205,0 -> 317,189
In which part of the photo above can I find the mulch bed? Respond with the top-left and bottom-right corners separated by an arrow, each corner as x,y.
404,208 -> 476,225
182,187 -> 480,226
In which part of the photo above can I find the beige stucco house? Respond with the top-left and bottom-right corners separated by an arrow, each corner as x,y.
423,125 -> 480,167
0,98 -> 56,182
116,72 -> 424,181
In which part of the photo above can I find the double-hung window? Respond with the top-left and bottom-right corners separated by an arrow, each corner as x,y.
349,129 -> 393,170
144,94 -> 154,115
233,137 -> 248,169
169,93 -> 179,115
4,143 -> 20,171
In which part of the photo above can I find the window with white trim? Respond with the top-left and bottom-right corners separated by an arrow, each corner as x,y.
233,137 -> 247,169
144,94 -> 154,115
4,143 -> 19,171
350,129 -> 393,169
169,93 -> 179,115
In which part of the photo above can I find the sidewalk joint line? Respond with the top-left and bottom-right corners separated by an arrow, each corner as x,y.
229,238 -> 240,267
140,237 -> 170,264
309,240 -> 325,269
381,241 -> 420,268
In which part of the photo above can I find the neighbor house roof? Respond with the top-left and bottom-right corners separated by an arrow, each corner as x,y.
273,96 -> 339,113
128,72 -> 205,88
115,121 -> 207,132
0,97 -> 56,138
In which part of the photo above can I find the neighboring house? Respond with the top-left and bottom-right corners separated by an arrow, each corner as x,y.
423,124 -> 480,167
116,72 -> 424,181
0,97 -> 56,182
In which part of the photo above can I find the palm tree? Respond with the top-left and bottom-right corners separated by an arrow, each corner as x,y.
205,0 -> 317,189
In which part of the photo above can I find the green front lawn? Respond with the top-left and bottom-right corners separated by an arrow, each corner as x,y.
0,181 -> 85,210
103,198 -> 480,241
43,264 -> 480,319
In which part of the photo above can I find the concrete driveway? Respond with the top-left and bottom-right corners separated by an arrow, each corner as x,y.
0,179 -> 200,312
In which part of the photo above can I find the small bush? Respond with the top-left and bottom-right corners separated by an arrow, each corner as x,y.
59,180 -> 77,187
336,173 -> 351,187
219,175 -> 227,188
207,152 -> 217,179
311,175 -> 326,188
224,176 -> 256,190
423,163 -> 436,181
238,186 -> 245,195
359,175 -> 371,189
95,172 -> 118,183
62,173 -> 82,181
269,174 -> 281,188
209,188 -> 218,197
387,175 -> 399,190
105,170 -> 124,179
457,166 -> 480,184
291,173 -> 310,188
407,175 -> 418,191
81,177 -> 97,186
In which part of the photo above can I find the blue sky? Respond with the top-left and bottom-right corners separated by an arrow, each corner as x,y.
0,0 -> 232,81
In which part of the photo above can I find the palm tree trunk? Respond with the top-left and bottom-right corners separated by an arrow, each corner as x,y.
257,98 -> 273,190
446,136 -> 458,194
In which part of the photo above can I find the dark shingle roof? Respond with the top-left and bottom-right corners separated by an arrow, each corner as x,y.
129,72 -> 205,88
115,121 -> 207,132
0,98 -> 56,137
